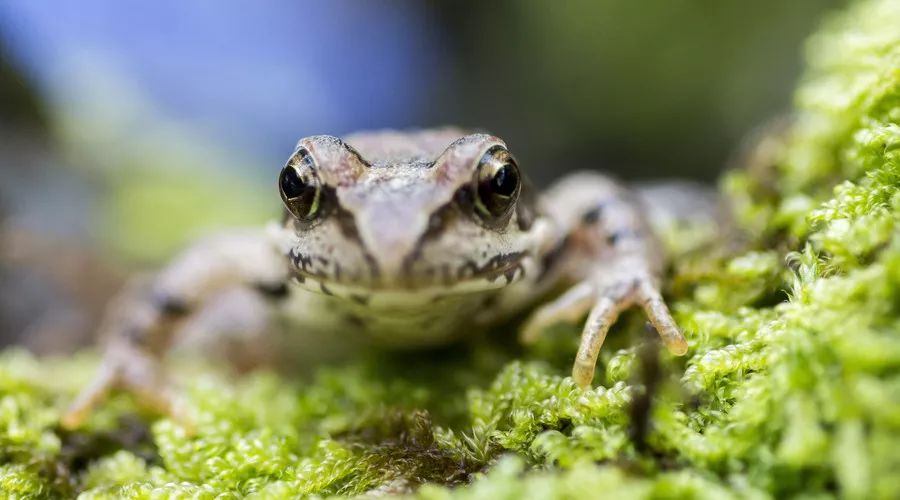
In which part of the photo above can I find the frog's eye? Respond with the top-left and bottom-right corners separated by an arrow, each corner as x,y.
474,146 -> 520,219
279,150 -> 322,221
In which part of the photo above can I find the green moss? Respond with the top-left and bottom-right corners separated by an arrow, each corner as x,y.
3,0 -> 900,497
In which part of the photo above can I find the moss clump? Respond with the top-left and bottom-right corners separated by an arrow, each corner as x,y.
2,0 -> 900,497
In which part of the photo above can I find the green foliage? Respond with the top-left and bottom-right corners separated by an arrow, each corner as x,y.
2,0 -> 900,497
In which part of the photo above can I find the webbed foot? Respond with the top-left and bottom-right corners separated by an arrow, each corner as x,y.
61,341 -> 188,430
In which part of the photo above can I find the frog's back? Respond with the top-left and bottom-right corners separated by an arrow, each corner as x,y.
343,128 -> 472,165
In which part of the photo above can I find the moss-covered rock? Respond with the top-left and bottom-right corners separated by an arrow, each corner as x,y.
2,0 -> 899,497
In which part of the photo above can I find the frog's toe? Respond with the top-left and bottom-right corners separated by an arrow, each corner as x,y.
62,362 -> 118,429
635,280 -> 688,356
572,360 -> 596,388
571,294 -> 630,387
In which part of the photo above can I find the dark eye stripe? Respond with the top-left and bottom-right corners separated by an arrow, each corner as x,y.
515,177 -> 537,231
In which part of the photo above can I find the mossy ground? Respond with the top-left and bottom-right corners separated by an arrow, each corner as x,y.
3,0 -> 900,497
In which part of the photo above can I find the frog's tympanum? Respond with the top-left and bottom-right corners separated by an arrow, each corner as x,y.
62,129 -> 687,428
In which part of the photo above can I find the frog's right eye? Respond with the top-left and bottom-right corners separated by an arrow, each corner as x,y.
279,151 -> 321,221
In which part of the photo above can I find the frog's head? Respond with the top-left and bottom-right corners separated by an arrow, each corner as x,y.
276,129 -> 546,298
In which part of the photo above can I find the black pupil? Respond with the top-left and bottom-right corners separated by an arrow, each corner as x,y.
492,164 -> 518,196
280,167 -> 307,199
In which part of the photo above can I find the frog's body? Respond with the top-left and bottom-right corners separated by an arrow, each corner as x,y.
62,129 -> 687,428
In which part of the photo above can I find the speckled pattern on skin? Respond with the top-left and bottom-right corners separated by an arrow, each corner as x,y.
62,128 -> 687,428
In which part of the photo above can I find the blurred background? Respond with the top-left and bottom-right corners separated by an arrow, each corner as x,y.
0,0 -> 844,351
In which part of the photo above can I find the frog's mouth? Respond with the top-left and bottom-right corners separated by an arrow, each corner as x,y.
287,250 -> 528,299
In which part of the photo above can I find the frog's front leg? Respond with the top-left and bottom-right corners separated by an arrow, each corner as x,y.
522,173 -> 687,387
61,229 -> 289,429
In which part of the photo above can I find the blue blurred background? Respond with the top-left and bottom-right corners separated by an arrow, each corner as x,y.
0,0 -> 844,350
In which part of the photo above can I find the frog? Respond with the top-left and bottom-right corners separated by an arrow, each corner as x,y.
61,128 -> 688,428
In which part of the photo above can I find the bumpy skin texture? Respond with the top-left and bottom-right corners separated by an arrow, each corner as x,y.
62,129 -> 686,428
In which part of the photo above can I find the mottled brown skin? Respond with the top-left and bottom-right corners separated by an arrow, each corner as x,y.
62,128 -> 687,429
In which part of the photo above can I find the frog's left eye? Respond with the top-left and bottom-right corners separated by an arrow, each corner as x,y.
474,146 -> 520,219
279,150 -> 322,221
